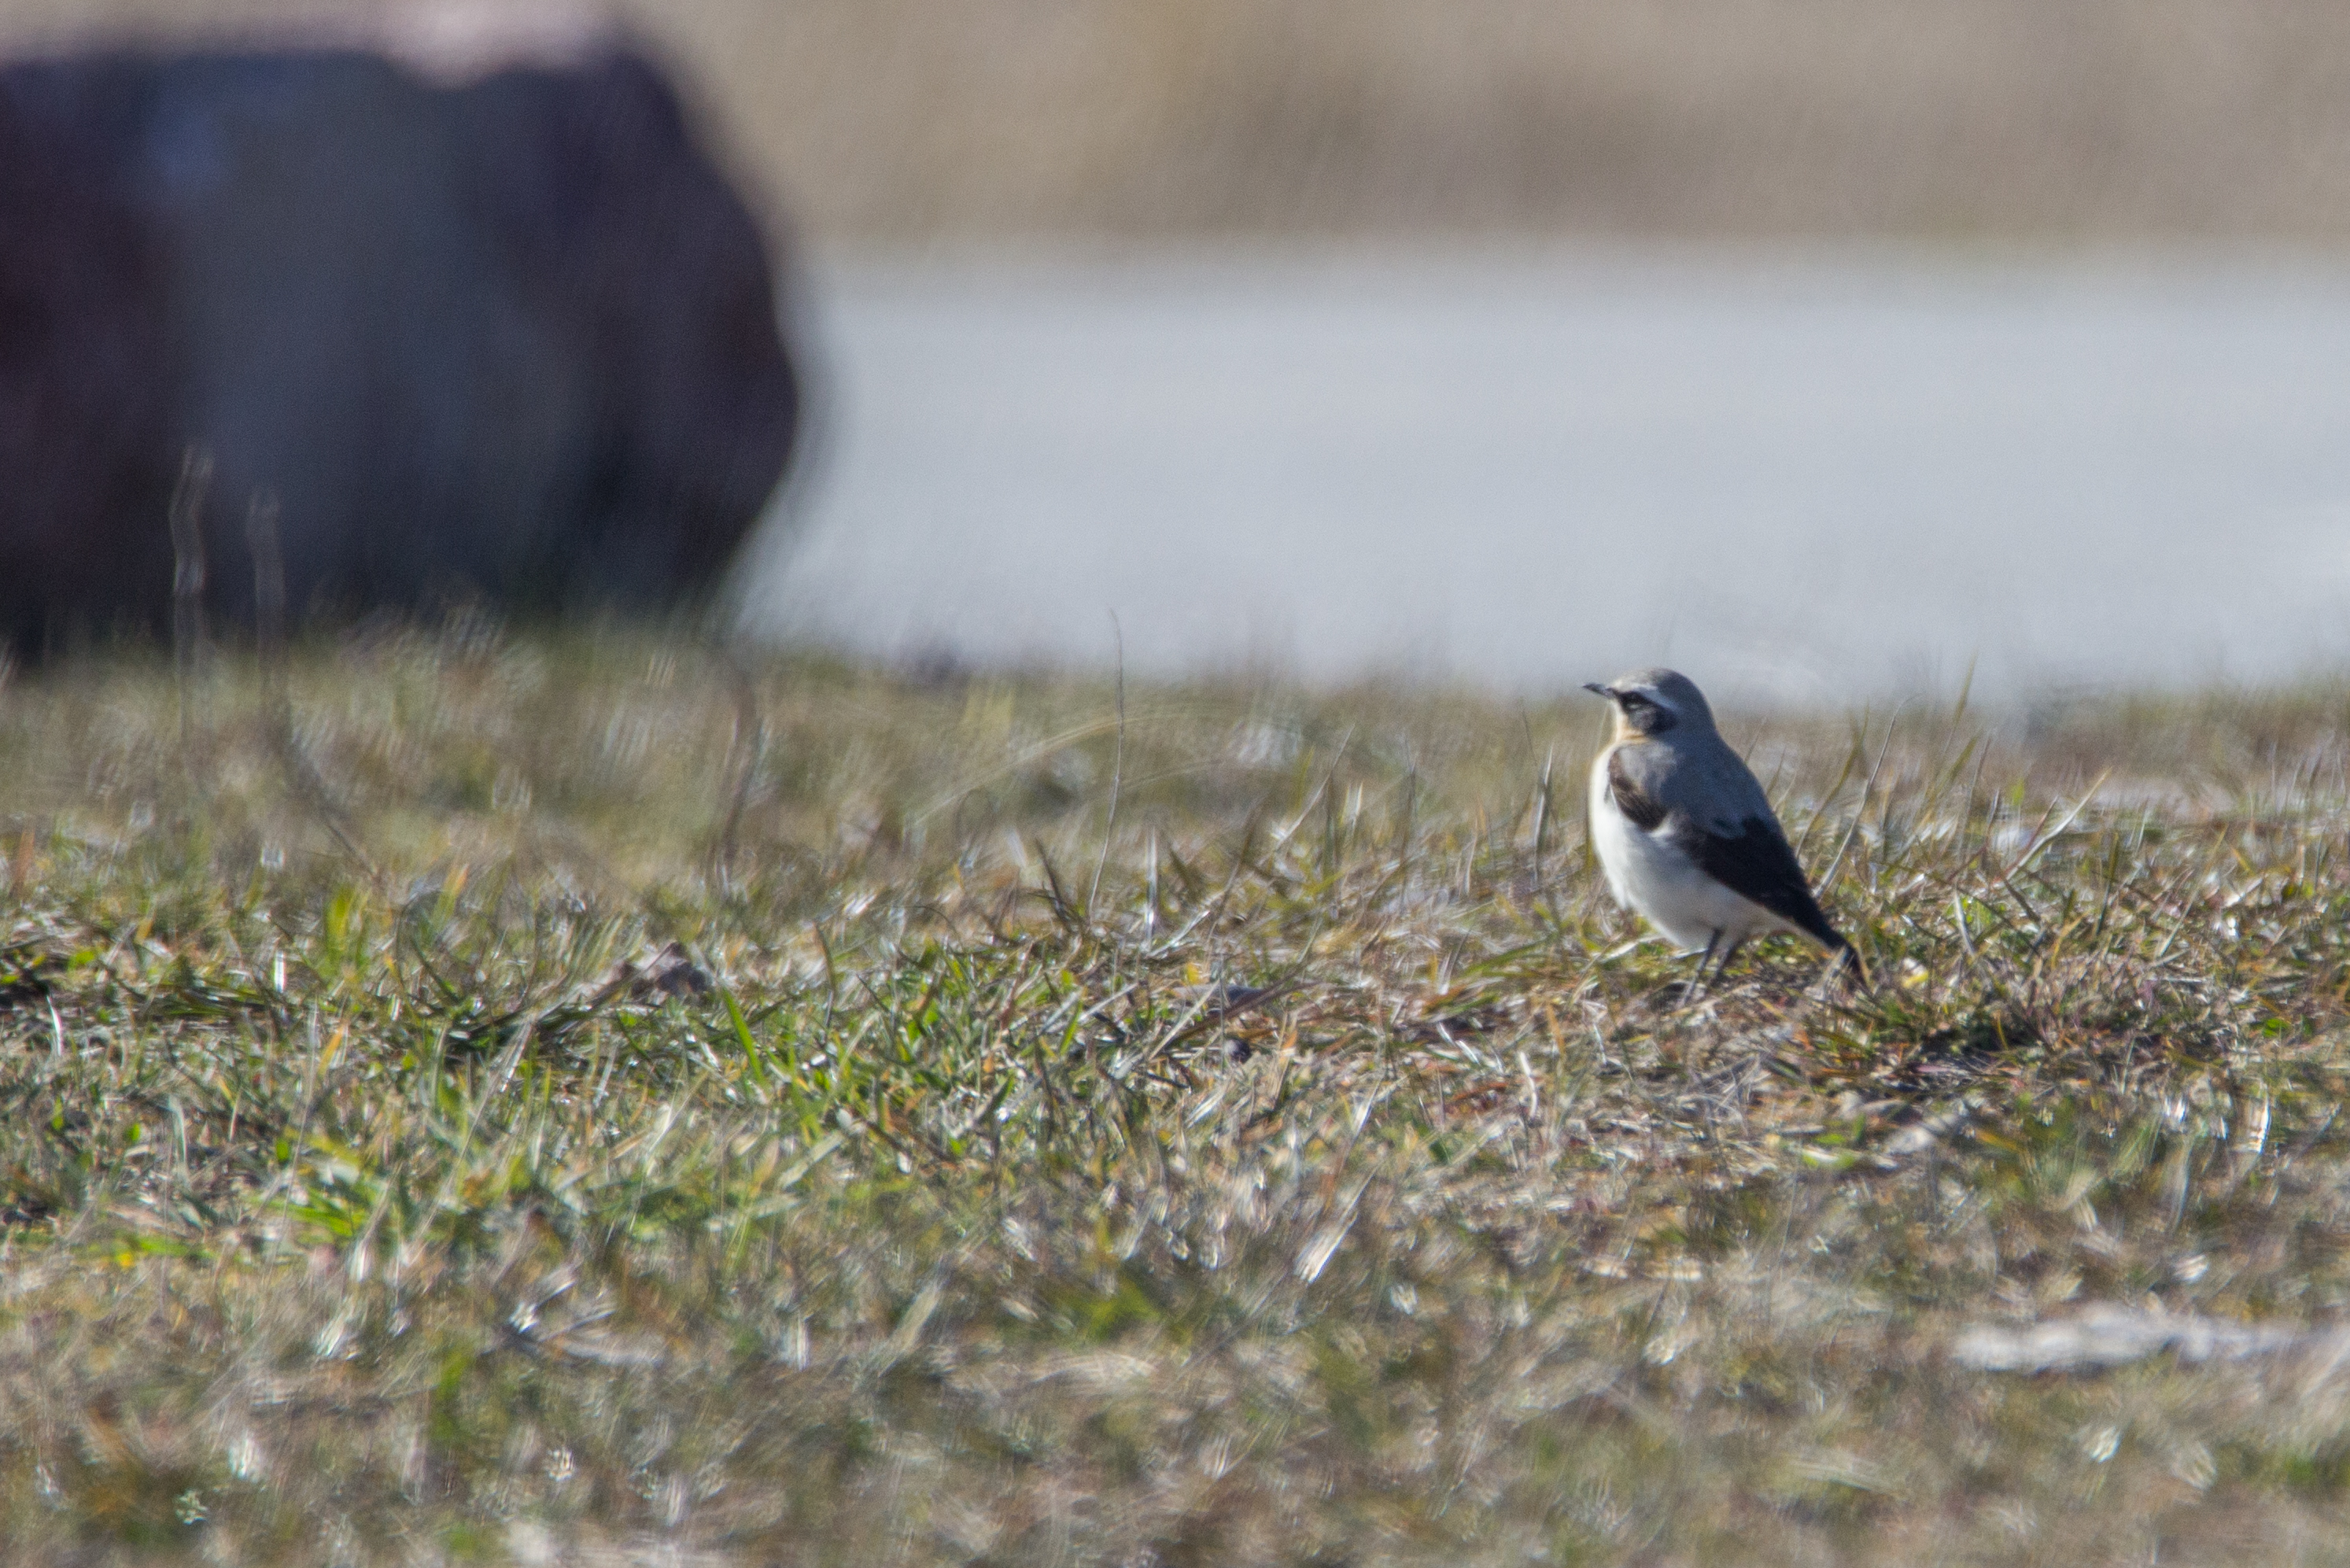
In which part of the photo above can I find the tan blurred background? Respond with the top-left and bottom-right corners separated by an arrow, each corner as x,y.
8,0 -> 2350,247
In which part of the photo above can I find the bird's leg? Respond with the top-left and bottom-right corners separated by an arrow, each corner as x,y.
1683,930 -> 1725,1003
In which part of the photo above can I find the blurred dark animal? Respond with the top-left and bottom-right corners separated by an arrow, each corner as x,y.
0,39 -> 799,655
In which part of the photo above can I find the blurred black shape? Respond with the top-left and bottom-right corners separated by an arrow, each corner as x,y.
0,39 -> 799,655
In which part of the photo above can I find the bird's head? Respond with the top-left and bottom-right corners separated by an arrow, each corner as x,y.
1582,668 -> 1715,740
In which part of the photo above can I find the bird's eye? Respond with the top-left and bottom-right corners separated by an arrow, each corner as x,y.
1618,692 -> 1676,732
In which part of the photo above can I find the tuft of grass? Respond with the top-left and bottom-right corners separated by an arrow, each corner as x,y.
5,624 -> 2350,1562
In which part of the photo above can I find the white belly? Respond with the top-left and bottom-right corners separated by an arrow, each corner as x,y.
1589,762 -> 1790,953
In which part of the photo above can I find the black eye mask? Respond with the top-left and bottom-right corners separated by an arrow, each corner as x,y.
1620,695 -> 1679,735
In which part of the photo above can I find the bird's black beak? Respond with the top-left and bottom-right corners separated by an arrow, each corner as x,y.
1583,682 -> 1616,701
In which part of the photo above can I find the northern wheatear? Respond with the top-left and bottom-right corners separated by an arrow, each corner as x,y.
1584,668 -> 1863,989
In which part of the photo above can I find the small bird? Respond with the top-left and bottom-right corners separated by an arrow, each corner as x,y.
1584,668 -> 1864,990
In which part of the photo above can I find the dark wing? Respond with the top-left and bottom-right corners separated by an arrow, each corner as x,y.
1605,749 -> 1668,830
1676,814 -> 1848,951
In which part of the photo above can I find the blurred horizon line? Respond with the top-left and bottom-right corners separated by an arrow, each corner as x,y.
16,0 -> 2350,249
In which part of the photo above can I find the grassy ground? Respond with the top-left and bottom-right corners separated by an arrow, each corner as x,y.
5,625 -> 2350,1562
